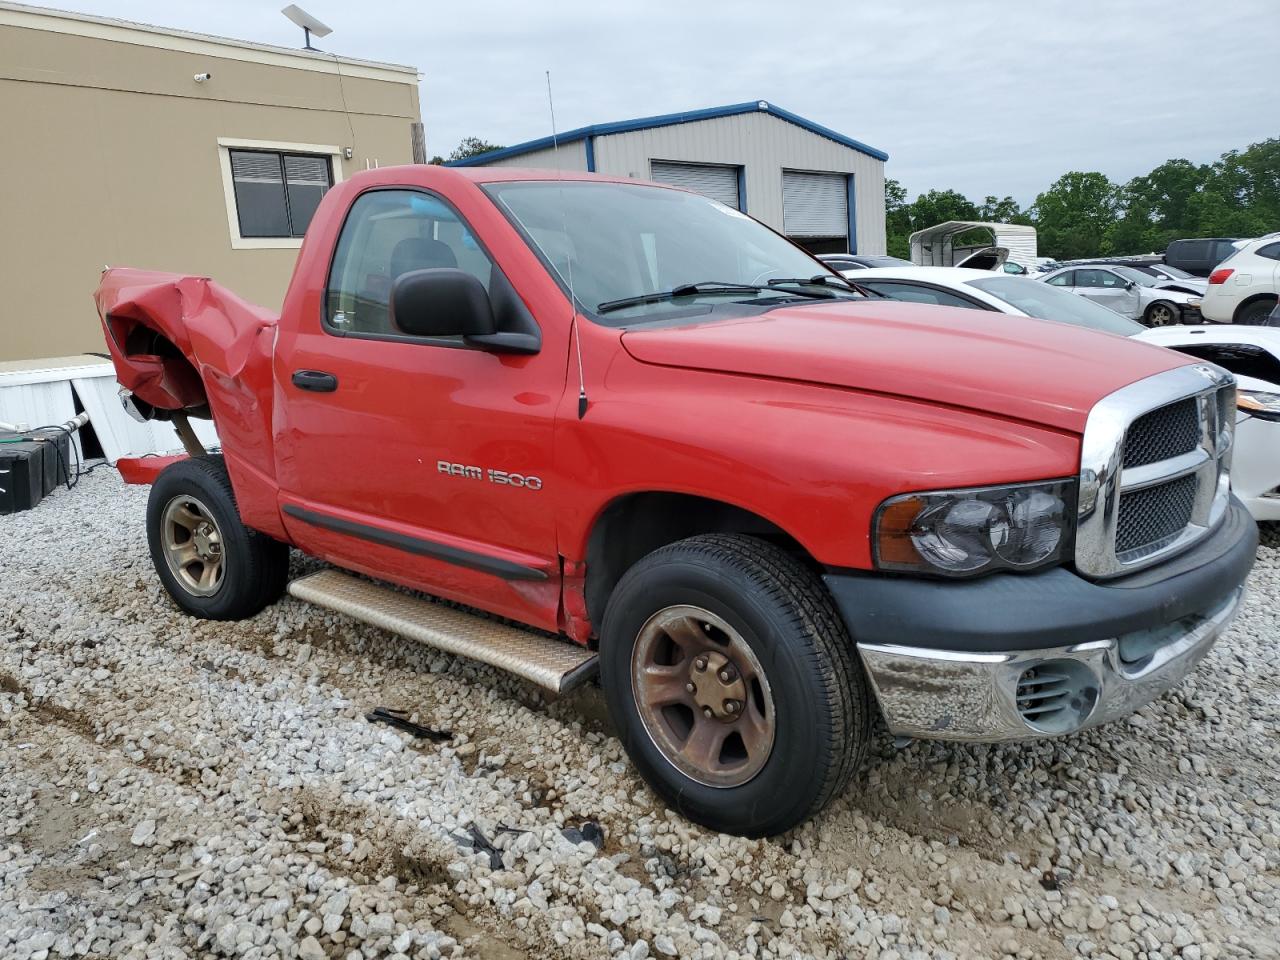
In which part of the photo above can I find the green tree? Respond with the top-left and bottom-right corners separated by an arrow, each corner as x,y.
909,188 -> 980,229
1030,172 -> 1120,259
977,195 -> 1026,223
428,136 -> 505,165
1187,139 -> 1280,237
884,178 -> 912,258
1108,159 -> 1210,253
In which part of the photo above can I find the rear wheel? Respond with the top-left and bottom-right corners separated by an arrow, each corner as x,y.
1144,301 -> 1180,327
1236,298 -> 1278,326
147,456 -> 289,620
600,534 -> 870,836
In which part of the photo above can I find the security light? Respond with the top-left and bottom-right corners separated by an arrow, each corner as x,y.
281,5 -> 332,50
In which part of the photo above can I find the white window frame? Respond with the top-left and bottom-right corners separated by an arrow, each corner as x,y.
217,137 -> 344,250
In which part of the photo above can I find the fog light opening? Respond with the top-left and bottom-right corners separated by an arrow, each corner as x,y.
1016,660 -> 1099,735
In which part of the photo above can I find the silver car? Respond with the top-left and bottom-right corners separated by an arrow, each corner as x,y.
1038,264 -> 1203,326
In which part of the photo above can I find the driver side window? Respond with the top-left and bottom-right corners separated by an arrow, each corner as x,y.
1075,269 -> 1126,289
325,190 -> 494,338
1047,271 -> 1074,287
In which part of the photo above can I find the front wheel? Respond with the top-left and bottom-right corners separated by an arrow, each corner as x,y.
599,534 -> 870,836
147,456 -> 290,620
1144,301 -> 1180,327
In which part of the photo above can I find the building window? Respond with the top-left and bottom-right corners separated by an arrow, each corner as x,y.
229,149 -> 332,239
217,138 -> 343,250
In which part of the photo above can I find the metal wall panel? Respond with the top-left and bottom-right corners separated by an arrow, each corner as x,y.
0,379 -> 81,456
592,111 -> 886,254
71,374 -> 219,463
481,142 -> 589,171
0,357 -> 219,464
649,161 -> 741,208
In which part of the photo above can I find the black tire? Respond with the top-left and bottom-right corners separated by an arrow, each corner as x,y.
1144,301 -> 1180,327
599,534 -> 870,836
1236,298 -> 1278,326
146,455 -> 289,620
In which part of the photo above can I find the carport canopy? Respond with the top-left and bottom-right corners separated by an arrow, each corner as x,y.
909,221 -> 1038,268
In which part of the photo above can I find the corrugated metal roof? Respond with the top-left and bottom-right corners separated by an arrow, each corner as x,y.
446,100 -> 889,167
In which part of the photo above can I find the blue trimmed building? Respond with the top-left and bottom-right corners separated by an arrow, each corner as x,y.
448,100 -> 888,255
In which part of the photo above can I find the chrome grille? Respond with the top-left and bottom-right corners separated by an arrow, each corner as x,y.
1121,398 -> 1199,468
1115,474 -> 1197,556
1076,365 -> 1235,578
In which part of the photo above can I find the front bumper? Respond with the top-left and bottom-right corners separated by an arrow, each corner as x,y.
825,497 -> 1257,741
856,589 -> 1241,740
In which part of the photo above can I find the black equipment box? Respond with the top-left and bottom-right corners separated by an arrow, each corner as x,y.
0,430 -> 72,514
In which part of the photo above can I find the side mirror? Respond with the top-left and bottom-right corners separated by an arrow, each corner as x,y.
391,268 -> 496,339
1125,280 -> 1137,291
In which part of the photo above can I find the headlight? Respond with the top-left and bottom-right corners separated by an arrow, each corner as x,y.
1238,389 -> 1280,421
874,479 -> 1075,577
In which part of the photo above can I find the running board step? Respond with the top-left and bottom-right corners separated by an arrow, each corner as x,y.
287,570 -> 597,696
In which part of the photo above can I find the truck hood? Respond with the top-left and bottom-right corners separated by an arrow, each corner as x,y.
619,301 -> 1191,433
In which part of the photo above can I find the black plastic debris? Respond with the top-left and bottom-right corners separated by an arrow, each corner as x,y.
561,819 -> 604,851
365,707 -> 452,742
452,824 -> 503,870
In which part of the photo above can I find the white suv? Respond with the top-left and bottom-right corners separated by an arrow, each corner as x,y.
1201,235 -> 1280,324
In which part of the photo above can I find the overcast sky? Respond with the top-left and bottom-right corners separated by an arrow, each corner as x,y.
50,0 -> 1278,205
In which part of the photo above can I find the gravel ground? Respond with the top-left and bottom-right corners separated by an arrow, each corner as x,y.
2,471 -> 1279,960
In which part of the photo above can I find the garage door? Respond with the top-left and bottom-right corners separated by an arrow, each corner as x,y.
650,161 -> 741,209
782,171 -> 848,242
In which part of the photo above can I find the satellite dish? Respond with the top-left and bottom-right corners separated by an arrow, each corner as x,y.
281,4 -> 332,50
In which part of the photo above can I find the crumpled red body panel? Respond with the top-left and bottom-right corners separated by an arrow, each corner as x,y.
94,268 -> 277,409
94,268 -> 285,535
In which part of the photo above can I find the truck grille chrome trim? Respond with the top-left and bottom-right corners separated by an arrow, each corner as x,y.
1076,364 -> 1236,578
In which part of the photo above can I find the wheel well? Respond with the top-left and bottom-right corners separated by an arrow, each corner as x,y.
583,492 -> 810,626
110,317 -> 210,419
1234,293 -> 1280,322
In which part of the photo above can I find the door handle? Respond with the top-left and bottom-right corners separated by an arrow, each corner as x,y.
292,369 -> 338,392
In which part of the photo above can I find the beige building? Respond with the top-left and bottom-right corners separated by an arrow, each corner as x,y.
0,2 -> 422,362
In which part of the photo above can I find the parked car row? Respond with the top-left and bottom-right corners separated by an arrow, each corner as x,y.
1038,263 -> 1203,326
839,265 -> 1280,522
1034,236 -> 1279,326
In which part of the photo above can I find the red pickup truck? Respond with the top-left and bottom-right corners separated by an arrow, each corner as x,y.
95,165 -> 1256,836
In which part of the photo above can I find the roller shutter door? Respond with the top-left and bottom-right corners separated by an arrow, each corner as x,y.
650,161 -> 741,209
782,171 -> 848,240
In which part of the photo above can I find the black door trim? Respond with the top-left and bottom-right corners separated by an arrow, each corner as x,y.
282,504 -> 549,582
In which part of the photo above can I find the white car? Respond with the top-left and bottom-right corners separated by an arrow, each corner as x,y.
1135,325 -> 1280,519
1200,235 -> 1280,325
1037,263 -> 1203,326
844,267 -> 1280,520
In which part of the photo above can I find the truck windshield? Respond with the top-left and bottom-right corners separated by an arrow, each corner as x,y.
483,180 -> 860,322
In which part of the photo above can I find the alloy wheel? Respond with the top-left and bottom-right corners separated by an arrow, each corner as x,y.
630,605 -> 776,788
160,494 -> 225,596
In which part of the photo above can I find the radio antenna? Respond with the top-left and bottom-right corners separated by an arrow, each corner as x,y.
546,70 -> 588,419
